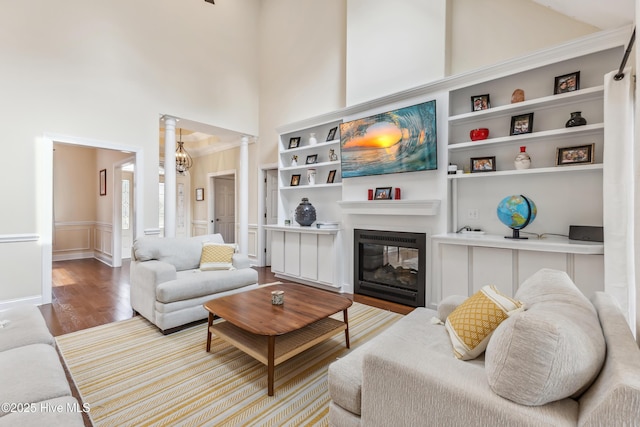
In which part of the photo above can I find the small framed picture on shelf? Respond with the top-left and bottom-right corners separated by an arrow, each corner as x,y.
290,174 -> 301,186
305,154 -> 318,164
556,143 -> 594,166
326,126 -> 338,141
374,187 -> 392,200
471,94 -> 490,111
554,71 -> 580,94
195,188 -> 204,201
510,113 -> 534,135
288,137 -> 301,149
327,169 -> 336,184
470,156 -> 496,173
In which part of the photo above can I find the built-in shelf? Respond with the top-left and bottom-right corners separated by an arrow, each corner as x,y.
280,183 -> 342,190
432,233 -> 604,254
264,224 -> 340,235
338,200 -> 441,216
448,123 -> 604,150
448,86 -> 604,124
448,163 -> 602,179
281,139 -> 339,154
280,160 -> 340,172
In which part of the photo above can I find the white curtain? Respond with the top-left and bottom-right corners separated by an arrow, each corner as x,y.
603,67 -> 636,337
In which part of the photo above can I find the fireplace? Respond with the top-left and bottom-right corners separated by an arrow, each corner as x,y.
354,229 -> 426,307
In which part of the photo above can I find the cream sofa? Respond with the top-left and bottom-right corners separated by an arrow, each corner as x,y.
328,269 -> 640,426
130,234 -> 259,333
0,305 -> 84,426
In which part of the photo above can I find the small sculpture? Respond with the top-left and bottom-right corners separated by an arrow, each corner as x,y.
329,148 -> 338,161
511,89 -> 525,103
291,155 -> 298,166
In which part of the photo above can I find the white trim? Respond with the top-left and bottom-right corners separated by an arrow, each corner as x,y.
0,234 -> 39,243
40,132 -> 144,306
258,163 -> 279,267
144,228 -> 162,236
0,296 -> 43,311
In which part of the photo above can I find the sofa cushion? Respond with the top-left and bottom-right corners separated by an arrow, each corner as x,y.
485,269 -> 605,406
0,344 -> 72,416
133,234 -> 224,271
156,268 -> 258,303
0,305 -> 54,352
199,242 -> 236,271
445,285 -> 523,360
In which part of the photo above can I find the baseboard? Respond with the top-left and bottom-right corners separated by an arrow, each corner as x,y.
52,251 -> 95,262
0,295 -> 43,311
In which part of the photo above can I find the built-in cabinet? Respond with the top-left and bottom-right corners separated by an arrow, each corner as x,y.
267,226 -> 342,290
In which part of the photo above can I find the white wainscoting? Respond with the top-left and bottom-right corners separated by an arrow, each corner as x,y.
94,222 -> 113,266
53,221 -> 113,265
192,220 -> 208,237
248,224 -> 258,261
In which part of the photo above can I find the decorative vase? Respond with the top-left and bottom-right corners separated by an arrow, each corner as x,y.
470,128 -> 489,141
565,111 -> 587,127
307,168 -> 316,185
295,198 -> 317,226
511,89 -> 525,103
514,146 -> 531,170
309,132 -> 317,145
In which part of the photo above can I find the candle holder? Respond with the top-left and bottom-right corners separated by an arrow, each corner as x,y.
271,290 -> 284,305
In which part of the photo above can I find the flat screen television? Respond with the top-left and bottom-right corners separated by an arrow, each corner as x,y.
339,100 -> 437,178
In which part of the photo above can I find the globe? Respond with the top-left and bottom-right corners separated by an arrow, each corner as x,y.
496,195 -> 537,239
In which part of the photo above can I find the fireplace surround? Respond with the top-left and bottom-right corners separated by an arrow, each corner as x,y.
354,229 -> 426,307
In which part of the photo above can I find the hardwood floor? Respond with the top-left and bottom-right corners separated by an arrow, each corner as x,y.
40,259 -> 413,337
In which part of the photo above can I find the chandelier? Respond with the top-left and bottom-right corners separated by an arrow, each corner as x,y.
175,128 -> 193,175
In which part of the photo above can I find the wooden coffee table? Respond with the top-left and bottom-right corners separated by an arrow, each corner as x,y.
204,283 -> 352,396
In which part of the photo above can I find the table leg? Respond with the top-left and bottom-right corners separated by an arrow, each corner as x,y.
206,312 -> 214,352
267,335 -> 275,396
343,309 -> 350,349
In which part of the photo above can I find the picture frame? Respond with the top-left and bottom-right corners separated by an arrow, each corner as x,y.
326,126 -> 338,141
99,169 -> 107,196
288,137 -> 301,149
556,143 -> 595,166
327,169 -> 336,184
471,94 -> 490,111
554,71 -> 580,94
290,174 -> 301,186
470,156 -> 496,173
374,187 -> 393,200
510,113 -> 534,135
195,188 -> 204,201
305,154 -> 318,164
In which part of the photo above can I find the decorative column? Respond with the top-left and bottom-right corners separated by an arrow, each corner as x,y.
238,136 -> 249,255
163,116 -> 177,238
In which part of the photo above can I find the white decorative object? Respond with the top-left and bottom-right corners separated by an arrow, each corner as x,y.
309,132 -> 317,145
514,146 -> 531,170
291,155 -> 298,167
307,168 -> 317,185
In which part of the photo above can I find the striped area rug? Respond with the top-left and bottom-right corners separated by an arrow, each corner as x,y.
56,302 -> 403,426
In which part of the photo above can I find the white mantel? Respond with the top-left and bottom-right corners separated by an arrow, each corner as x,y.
337,200 -> 441,216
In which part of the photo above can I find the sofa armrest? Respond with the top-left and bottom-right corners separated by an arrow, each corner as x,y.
132,260 -> 177,286
232,253 -> 251,270
436,294 -> 467,321
359,329 -> 579,427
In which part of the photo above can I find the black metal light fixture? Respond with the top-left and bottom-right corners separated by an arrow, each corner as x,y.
175,128 -> 193,175
204,0 -> 215,4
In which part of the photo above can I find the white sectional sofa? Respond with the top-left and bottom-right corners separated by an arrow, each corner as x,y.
130,234 -> 259,333
328,269 -> 640,426
0,305 -> 84,426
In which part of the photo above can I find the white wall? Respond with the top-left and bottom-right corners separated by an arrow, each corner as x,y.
0,0 -> 260,305
346,0 -> 447,105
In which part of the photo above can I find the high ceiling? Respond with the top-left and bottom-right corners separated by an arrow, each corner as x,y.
532,0 -> 634,30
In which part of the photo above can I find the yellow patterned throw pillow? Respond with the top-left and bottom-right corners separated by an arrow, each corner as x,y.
445,285 -> 523,360
199,242 -> 236,271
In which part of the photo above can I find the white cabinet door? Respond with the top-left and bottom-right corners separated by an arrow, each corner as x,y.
472,247 -> 513,296
317,234 -> 335,285
284,232 -> 301,276
573,254 -> 605,299
271,231 -> 284,273
300,233 -> 318,281
440,244 -> 469,299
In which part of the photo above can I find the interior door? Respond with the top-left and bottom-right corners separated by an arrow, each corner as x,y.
121,171 -> 134,258
265,169 -> 278,266
214,177 -> 235,243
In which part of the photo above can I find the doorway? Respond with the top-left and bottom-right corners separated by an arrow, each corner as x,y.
209,172 -> 236,243
264,168 -> 278,266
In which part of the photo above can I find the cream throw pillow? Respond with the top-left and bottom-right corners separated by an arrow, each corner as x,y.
445,285 -> 523,360
199,242 -> 236,271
